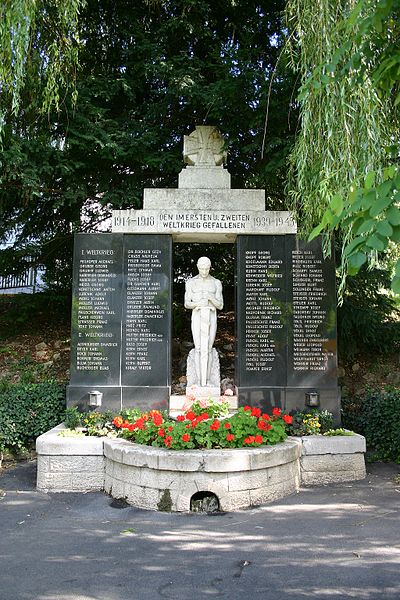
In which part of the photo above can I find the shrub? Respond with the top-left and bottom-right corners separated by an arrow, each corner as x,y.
0,381 -> 66,454
342,388 -> 400,463
338,267 -> 400,358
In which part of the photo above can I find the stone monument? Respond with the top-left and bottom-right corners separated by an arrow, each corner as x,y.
66,124 -> 339,423
184,256 -> 223,396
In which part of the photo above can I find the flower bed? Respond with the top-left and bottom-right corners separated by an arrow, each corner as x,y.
36,405 -> 366,511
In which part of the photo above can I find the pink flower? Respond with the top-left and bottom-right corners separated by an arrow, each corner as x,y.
224,389 -> 234,396
199,398 -> 209,408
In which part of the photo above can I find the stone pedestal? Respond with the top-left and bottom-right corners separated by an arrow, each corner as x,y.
186,348 -> 220,389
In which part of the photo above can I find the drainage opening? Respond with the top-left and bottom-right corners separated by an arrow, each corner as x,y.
190,491 -> 220,513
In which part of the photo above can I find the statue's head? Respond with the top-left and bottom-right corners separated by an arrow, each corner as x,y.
197,256 -> 211,278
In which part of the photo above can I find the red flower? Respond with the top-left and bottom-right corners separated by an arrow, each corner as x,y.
152,413 -> 163,426
255,435 -> 263,444
200,412 -> 209,421
158,428 -> 165,437
128,423 -> 135,432
186,411 -> 196,421
164,436 -> 172,448
266,423 -> 272,430
283,414 -> 293,424
176,415 -> 185,422
262,413 -> 270,421
113,416 -> 123,428
244,436 -> 255,444
182,433 -> 190,442
185,424 -> 191,429
210,419 -> 221,431
226,433 -> 235,442
257,420 -> 267,431
224,422 -> 231,429
251,407 -> 261,418
167,426 -> 173,432
243,406 -> 252,411
272,407 -> 281,416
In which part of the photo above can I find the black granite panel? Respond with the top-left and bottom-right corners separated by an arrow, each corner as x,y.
285,388 -> 341,425
66,386 -> 122,413
70,234 -> 123,387
236,236 -> 287,387
121,235 -> 172,387
286,236 -> 338,388
122,387 -> 169,412
238,388 -> 284,415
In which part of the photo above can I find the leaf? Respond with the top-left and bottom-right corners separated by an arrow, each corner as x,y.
370,195 -> 394,217
391,226 -> 400,242
361,190 -> 376,210
386,206 -> 400,226
391,275 -> 400,295
330,193 -> 344,216
355,219 -> 375,235
376,220 -> 393,237
347,252 -> 367,274
377,179 -> 394,199
364,171 -> 375,190
343,237 -> 365,256
366,234 -> 386,251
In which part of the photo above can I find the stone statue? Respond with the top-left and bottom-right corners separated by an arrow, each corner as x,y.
184,257 -> 223,388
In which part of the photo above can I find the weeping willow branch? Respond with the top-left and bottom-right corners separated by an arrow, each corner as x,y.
285,0 -> 390,236
0,0 -> 85,142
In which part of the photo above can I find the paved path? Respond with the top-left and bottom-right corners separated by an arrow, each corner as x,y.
0,460 -> 399,600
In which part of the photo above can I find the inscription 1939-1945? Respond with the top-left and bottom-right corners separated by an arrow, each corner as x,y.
237,235 -> 337,396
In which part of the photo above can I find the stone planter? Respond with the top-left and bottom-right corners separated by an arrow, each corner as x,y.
292,433 -> 366,485
104,438 -> 301,512
36,426 -> 367,510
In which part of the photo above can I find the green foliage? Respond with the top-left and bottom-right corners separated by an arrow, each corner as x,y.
323,428 -> 354,436
0,0 -> 84,140
337,265 -> 400,357
0,292 -> 71,341
286,0 -> 389,234
117,406 -> 288,450
0,382 -> 66,454
286,0 -> 399,299
64,406 -> 82,430
0,1 -> 296,288
310,166 -> 400,296
341,388 -> 400,463
286,408 -> 334,436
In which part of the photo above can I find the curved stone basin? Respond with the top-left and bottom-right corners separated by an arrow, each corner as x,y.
103,438 -> 301,512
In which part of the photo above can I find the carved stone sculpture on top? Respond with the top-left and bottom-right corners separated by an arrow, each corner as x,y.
184,257 -> 223,390
183,126 -> 227,167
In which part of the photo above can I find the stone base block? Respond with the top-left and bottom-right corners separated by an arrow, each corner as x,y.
292,434 -> 367,485
36,424 -> 105,492
300,453 -> 366,485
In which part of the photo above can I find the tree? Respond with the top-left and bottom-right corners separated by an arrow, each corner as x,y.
286,0 -> 400,295
0,0 -> 297,288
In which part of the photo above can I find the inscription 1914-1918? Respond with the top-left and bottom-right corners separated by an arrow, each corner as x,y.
68,234 -> 172,411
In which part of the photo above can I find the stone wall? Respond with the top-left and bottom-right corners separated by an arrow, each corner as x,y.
36,425 -> 105,492
36,426 -> 366,510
